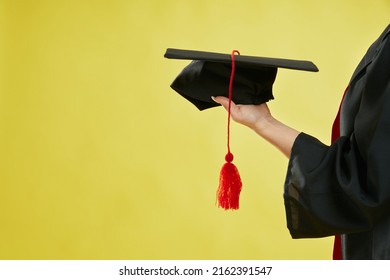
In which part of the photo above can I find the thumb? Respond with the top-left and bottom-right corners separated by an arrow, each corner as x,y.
211,96 -> 234,111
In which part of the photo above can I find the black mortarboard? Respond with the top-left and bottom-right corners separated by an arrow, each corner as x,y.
165,48 -> 318,210
165,48 -> 318,110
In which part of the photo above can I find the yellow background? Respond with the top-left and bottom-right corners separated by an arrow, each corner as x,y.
1,0 -> 389,259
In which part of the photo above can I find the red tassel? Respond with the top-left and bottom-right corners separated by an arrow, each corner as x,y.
217,152 -> 242,210
216,50 -> 243,210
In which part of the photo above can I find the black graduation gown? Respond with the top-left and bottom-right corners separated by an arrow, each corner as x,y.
284,24 -> 390,259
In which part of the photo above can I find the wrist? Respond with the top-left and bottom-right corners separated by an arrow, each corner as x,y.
251,114 -> 276,135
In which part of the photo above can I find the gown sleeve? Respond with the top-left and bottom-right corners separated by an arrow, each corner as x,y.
284,28 -> 390,239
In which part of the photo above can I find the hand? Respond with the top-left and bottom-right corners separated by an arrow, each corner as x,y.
212,96 -> 299,158
211,96 -> 272,131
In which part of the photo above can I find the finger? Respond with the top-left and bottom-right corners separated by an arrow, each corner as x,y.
211,96 -> 227,105
211,96 -> 234,111
212,96 -> 246,123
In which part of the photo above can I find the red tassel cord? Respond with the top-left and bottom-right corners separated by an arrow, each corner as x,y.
216,50 -> 243,210
217,152 -> 242,209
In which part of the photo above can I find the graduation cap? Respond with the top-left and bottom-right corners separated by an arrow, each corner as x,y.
165,48 -> 318,210
164,48 -> 319,110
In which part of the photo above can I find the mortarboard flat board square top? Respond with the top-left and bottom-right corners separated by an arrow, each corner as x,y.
165,48 -> 319,110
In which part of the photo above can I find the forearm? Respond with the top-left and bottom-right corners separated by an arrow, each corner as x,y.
252,116 -> 300,158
